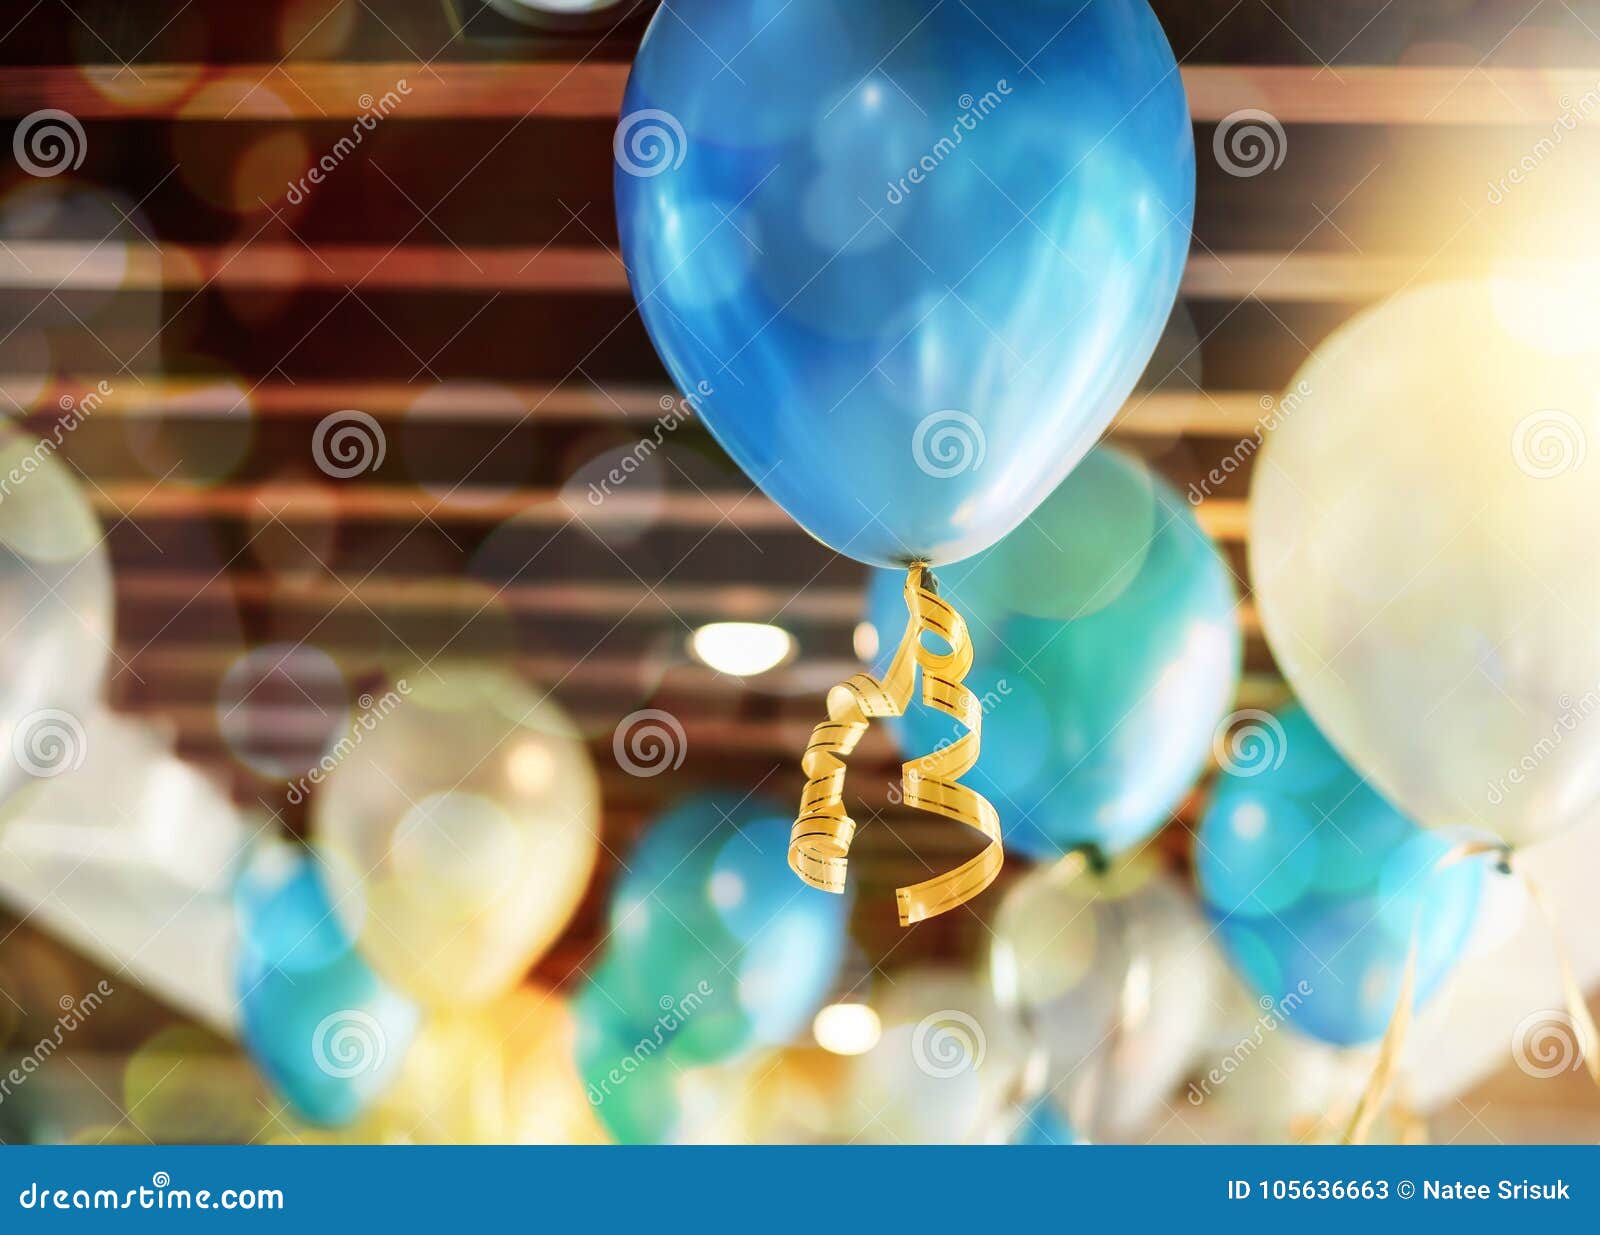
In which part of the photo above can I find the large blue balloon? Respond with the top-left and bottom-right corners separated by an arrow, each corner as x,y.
617,1 -> 1194,567
1196,705 -> 1484,1047
866,448 -> 1239,860
235,846 -> 419,1127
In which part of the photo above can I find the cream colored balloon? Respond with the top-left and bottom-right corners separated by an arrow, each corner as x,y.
844,968 -> 1031,1144
330,985 -> 609,1144
1251,279 -> 1600,847
312,666 -> 599,1007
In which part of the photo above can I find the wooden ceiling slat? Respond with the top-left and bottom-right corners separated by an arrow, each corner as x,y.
1,63 -> 1591,124
20,378 -> 1275,437
87,483 -> 1251,540
2,242 -> 1541,298
117,645 -> 1289,709
110,571 -> 1264,633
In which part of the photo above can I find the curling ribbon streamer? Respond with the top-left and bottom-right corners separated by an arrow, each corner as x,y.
1342,841 -> 1600,1144
789,565 -> 1002,926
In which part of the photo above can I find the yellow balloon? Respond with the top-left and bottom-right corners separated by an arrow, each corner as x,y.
335,985 -> 608,1144
1251,279 -> 1600,848
311,666 -> 600,1007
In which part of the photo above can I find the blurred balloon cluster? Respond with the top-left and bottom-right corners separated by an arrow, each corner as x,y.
573,793 -> 851,1143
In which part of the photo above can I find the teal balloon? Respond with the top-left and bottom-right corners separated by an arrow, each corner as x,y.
866,448 -> 1240,860
573,970 -> 683,1145
234,848 -> 419,1127
1197,705 -> 1484,1047
617,0 -> 1194,567
600,794 -> 850,1065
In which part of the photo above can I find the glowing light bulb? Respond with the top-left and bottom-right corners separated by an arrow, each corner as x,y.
687,622 -> 795,677
812,1003 -> 882,1056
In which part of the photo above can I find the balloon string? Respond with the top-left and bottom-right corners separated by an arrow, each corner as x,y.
789,564 -> 1003,926
1341,840 -> 1490,1145
1520,866 -> 1600,1088
1342,840 -> 1600,1144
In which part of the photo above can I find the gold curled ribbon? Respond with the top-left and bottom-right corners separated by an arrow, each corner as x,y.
1342,840 -> 1600,1144
789,564 -> 1003,926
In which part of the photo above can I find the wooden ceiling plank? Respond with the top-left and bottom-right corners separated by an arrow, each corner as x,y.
0,63 -> 1589,124
0,242 -> 1560,298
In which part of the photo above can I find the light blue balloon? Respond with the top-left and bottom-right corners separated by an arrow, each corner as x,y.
617,0 -> 1194,567
1197,705 -> 1484,1047
866,448 -> 1239,860
1010,1099 -> 1083,1146
234,848 -> 419,1127
600,794 -> 850,1066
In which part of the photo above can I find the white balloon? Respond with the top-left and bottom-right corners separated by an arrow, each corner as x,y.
0,415 -> 114,808
990,856 -> 1225,1142
0,707 -> 253,1032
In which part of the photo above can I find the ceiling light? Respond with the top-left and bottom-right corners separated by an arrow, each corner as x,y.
812,1003 -> 882,1056
687,622 -> 795,677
